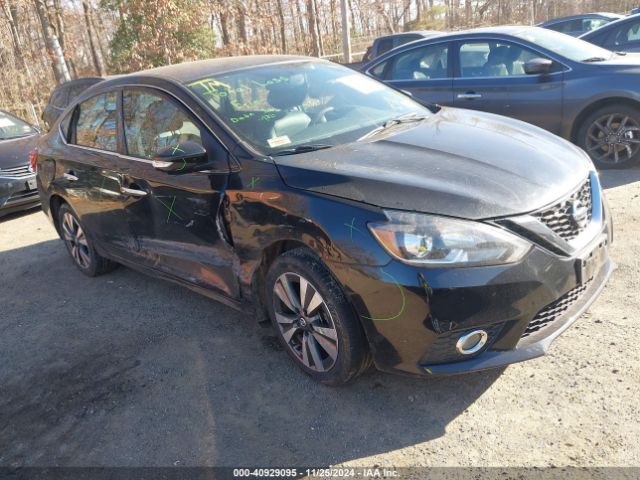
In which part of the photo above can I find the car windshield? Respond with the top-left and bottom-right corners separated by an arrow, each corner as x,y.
187,61 -> 431,155
515,27 -> 615,62
0,111 -> 37,140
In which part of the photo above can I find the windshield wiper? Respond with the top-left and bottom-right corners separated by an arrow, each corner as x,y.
271,143 -> 333,156
582,56 -> 608,62
358,112 -> 428,141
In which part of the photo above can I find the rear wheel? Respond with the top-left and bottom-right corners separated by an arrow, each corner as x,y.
265,248 -> 370,386
578,105 -> 640,169
57,203 -> 117,277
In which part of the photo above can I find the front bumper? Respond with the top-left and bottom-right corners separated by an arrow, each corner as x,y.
0,175 -> 40,216
330,210 -> 614,377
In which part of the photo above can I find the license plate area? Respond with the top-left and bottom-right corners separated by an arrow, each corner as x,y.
576,236 -> 608,285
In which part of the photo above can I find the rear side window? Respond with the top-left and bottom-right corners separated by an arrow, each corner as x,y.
387,44 -> 449,81
73,92 -> 118,152
123,89 -> 203,159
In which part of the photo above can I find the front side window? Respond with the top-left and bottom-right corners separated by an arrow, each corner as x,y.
459,41 -> 546,77
0,111 -> 37,140
123,90 -> 203,159
73,93 -> 118,151
188,61 -> 431,155
388,44 -> 449,80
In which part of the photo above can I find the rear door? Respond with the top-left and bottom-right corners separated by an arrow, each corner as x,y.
118,87 -> 239,299
60,90 -> 136,258
368,41 -> 454,106
452,39 -> 565,134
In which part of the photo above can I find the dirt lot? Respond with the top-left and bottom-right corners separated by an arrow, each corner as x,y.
0,169 -> 639,468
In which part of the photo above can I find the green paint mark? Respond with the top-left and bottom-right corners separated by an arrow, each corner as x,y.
176,158 -> 187,171
343,217 -> 363,240
156,196 -> 183,223
424,368 -> 432,375
248,176 -> 260,189
362,268 -> 406,321
170,144 -> 185,155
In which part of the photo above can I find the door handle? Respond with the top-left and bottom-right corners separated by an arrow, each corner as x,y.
457,93 -> 483,100
63,171 -> 78,181
120,186 -> 148,197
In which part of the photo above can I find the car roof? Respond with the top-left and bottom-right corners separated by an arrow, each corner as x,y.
377,30 -> 440,39
132,55 -> 316,84
538,12 -> 623,26
580,13 -> 640,39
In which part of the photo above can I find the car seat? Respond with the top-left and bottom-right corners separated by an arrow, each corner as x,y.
483,46 -> 510,76
267,74 -> 311,139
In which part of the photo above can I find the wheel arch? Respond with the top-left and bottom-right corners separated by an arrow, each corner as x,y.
250,239 -> 313,324
570,96 -> 640,143
49,194 -> 67,238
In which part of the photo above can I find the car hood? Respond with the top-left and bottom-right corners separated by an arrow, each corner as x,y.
0,134 -> 40,169
592,53 -> 640,68
273,108 -> 592,220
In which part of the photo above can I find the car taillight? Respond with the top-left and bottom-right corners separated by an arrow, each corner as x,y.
28,149 -> 38,173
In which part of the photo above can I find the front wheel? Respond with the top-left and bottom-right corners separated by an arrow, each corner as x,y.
265,248 -> 370,386
578,105 -> 640,169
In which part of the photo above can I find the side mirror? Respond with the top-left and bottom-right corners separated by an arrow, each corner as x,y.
524,58 -> 553,75
152,140 -> 207,173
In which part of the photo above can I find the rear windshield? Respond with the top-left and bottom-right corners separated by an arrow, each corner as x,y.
515,27 -> 614,62
0,111 -> 37,140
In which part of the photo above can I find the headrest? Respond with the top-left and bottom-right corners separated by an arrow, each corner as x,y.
487,46 -> 510,64
267,74 -> 307,110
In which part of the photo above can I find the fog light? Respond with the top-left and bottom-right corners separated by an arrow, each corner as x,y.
456,329 -> 488,355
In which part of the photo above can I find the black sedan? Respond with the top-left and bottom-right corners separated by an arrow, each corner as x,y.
363,26 -> 640,169
0,110 -> 41,217
36,56 -> 613,384
580,13 -> 640,53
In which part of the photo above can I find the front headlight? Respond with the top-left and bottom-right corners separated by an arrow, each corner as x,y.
368,210 -> 531,267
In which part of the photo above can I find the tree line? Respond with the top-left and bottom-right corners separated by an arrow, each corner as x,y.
0,0 -> 635,125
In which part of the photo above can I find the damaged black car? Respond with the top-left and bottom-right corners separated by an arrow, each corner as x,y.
35,56 -> 613,385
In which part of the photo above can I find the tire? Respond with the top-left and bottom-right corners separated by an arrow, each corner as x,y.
577,104 -> 640,169
57,203 -> 117,277
265,248 -> 370,386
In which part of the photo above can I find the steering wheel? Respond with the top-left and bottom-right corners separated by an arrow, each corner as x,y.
311,106 -> 335,125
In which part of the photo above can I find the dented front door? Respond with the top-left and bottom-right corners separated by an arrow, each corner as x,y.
118,87 -> 239,300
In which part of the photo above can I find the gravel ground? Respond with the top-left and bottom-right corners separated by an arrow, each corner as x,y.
0,169 -> 638,468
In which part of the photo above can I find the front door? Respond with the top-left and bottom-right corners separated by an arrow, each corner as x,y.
452,40 -> 564,134
117,87 -> 239,299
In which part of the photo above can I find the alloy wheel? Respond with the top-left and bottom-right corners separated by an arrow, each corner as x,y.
61,211 -> 92,269
585,113 -> 640,165
272,272 -> 339,372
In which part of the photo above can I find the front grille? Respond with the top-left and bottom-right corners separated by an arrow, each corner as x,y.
521,279 -> 592,338
535,177 -> 592,241
0,165 -> 32,179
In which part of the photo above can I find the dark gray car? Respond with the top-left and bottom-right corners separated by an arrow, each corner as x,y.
538,12 -> 622,37
363,26 -> 640,168
580,13 -> 640,53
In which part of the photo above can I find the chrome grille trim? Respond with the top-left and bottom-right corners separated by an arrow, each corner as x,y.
0,165 -> 32,179
534,177 -> 592,242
